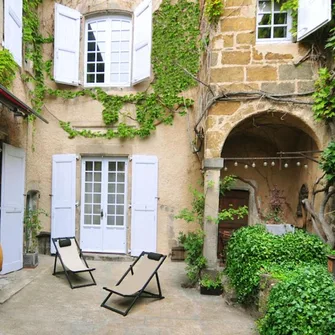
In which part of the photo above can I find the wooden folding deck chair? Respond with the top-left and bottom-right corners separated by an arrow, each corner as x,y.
52,237 -> 96,289
101,251 -> 167,316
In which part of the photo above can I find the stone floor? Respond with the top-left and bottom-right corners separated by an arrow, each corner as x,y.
0,255 -> 258,335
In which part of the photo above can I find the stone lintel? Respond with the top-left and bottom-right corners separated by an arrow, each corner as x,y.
203,158 -> 224,170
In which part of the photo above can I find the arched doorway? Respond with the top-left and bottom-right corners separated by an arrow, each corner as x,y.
218,111 -> 321,261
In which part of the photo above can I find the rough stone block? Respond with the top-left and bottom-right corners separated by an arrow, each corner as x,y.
247,66 -> 277,81
279,63 -> 314,80
297,80 -> 315,93
223,8 -> 241,16
220,83 -> 259,91
223,34 -> 234,48
236,32 -> 255,45
206,131 -> 224,152
203,158 -> 224,170
225,0 -> 253,7
252,48 -> 263,61
210,67 -> 244,83
222,51 -> 251,65
265,52 -> 293,61
261,82 -> 295,94
221,18 -> 255,32
206,115 -> 217,129
211,52 -> 219,67
209,101 -> 241,115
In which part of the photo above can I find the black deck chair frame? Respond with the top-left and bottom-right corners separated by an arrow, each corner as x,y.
101,251 -> 167,316
52,236 -> 97,289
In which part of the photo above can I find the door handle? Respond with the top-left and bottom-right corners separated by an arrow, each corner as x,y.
101,209 -> 104,218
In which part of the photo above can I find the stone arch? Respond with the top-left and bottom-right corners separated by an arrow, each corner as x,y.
205,103 -> 325,159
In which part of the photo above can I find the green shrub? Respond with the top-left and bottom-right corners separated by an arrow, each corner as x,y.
225,225 -> 331,303
258,265 -> 335,335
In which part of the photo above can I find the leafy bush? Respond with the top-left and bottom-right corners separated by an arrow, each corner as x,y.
225,225 -> 331,303
258,265 -> 335,335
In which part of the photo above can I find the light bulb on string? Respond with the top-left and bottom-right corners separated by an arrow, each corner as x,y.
252,162 -> 256,168
244,164 -> 248,169
304,164 -> 308,169
224,166 -> 228,171
296,161 -> 301,166
263,161 -> 268,167
234,161 -> 238,167
284,163 -> 288,168
271,161 -> 275,166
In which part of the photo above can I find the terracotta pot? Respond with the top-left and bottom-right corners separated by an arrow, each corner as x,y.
0,243 -> 3,272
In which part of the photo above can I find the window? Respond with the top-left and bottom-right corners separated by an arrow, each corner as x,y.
85,16 -> 132,87
53,1 -> 152,87
256,0 -> 291,42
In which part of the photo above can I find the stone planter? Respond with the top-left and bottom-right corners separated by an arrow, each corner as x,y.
23,252 -> 39,268
200,285 -> 223,296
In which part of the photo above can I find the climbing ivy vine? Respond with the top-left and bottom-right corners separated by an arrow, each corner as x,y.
0,49 -> 18,89
22,0 -> 200,139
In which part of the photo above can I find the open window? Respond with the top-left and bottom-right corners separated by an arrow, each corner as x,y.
53,0 -> 152,87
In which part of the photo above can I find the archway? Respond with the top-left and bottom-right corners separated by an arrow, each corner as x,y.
218,111 -> 321,259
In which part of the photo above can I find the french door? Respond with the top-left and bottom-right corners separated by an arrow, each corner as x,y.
80,157 -> 128,253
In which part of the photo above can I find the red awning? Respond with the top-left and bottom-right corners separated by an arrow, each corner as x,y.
0,84 -> 48,123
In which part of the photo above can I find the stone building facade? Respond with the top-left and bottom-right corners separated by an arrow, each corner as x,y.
200,0 -> 331,267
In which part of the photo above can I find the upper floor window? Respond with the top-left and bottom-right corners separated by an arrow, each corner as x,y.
256,0 -> 292,42
53,1 -> 152,88
85,16 -> 131,87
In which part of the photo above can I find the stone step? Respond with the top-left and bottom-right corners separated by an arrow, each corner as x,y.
82,253 -> 135,262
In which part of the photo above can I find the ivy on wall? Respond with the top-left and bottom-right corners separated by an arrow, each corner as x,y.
0,49 -> 18,89
22,0 -> 200,139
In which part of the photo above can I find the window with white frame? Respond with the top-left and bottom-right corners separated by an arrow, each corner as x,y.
53,0 -> 152,87
85,16 -> 131,87
256,0 -> 291,42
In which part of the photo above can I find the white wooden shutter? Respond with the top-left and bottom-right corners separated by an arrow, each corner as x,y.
51,154 -> 76,254
131,155 -> 158,256
132,0 -> 152,85
297,0 -> 331,41
4,0 -> 23,65
0,144 -> 25,274
53,4 -> 81,86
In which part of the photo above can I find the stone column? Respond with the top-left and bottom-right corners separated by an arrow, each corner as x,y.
203,158 -> 223,269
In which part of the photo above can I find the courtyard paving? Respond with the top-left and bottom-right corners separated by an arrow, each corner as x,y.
0,255 -> 257,335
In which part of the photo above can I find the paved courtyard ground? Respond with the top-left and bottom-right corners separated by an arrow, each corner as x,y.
0,255 -> 257,335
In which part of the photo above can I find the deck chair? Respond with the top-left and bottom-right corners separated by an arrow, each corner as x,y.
101,251 -> 167,316
52,237 -> 96,289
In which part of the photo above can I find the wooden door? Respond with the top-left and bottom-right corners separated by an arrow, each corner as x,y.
217,190 -> 249,260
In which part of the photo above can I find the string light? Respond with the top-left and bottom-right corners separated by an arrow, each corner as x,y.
244,164 -> 248,169
284,163 -> 288,168
263,161 -> 268,167
224,166 -> 228,171
304,164 -> 308,169
296,161 -> 301,166
271,161 -> 275,166
252,162 -> 256,167
234,161 -> 238,166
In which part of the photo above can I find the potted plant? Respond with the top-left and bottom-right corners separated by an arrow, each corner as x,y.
199,272 -> 223,295
23,208 -> 48,268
